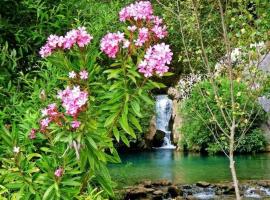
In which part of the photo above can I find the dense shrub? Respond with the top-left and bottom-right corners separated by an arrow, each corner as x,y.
180,78 -> 266,154
0,1 -> 173,198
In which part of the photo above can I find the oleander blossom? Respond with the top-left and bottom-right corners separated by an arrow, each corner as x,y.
39,27 -> 93,57
79,70 -> 88,80
119,1 -> 153,22
71,120 -> 81,129
152,24 -> 167,39
54,168 -> 64,177
29,129 -> 37,139
13,146 -> 20,154
69,71 -> 77,79
100,32 -> 125,58
57,86 -> 88,117
135,27 -> 149,47
138,43 -> 173,77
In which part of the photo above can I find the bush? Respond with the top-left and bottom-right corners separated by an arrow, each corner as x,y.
180,78 -> 266,154
237,129 -> 267,153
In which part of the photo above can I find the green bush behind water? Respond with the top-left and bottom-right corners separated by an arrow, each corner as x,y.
180,78 -> 267,154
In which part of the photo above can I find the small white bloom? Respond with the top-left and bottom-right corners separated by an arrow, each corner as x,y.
13,146 -> 20,153
68,71 -> 76,79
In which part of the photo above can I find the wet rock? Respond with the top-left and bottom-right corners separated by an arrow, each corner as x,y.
182,184 -> 192,190
152,130 -> 165,147
152,179 -> 171,187
223,185 -> 235,195
153,189 -> 164,200
167,185 -> 181,197
258,180 -> 270,187
196,181 -> 211,188
124,187 -> 148,200
142,180 -> 152,188
153,190 -> 163,195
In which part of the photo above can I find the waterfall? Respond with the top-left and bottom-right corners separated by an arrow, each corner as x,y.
155,95 -> 176,149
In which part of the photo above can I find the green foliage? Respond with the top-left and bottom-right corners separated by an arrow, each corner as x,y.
158,0 -> 270,74
0,1 -> 168,197
237,128 -> 267,153
180,78 -> 266,154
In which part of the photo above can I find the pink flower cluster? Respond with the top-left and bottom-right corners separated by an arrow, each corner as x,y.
138,43 -> 173,77
57,86 -> 88,118
39,27 -> 93,58
100,32 -> 130,58
68,70 -> 89,80
40,103 -> 63,131
101,1 -> 168,59
119,1 -> 153,22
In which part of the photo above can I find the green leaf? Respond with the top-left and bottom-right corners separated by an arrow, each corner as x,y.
42,184 -> 54,200
163,72 -> 174,76
120,135 -> 130,147
129,114 -> 142,132
130,100 -> 142,118
139,93 -> 154,105
104,113 -> 118,127
112,126 -> 120,142
119,113 -> 136,138
27,153 -> 42,161
87,137 -> 98,150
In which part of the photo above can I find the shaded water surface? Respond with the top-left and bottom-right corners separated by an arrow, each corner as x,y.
109,150 -> 270,186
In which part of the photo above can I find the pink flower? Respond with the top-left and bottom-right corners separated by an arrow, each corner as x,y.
39,44 -> 52,58
41,108 -> 48,117
152,25 -> 168,39
40,27 -> 93,57
40,117 -> 51,128
127,25 -> 137,32
76,27 -> 93,47
57,85 -> 88,117
123,39 -> 130,49
54,168 -> 64,177
100,32 -> 125,58
63,29 -> 77,49
152,16 -> 163,25
47,35 -> 60,48
135,27 -> 149,47
79,70 -> 88,80
138,43 -> 173,77
29,129 -> 37,139
119,1 -> 153,22
71,120 -> 81,128
69,71 -> 77,79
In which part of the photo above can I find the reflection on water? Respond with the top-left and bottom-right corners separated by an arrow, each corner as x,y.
109,150 -> 270,186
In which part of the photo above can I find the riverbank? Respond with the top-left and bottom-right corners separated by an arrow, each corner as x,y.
121,179 -> 270,199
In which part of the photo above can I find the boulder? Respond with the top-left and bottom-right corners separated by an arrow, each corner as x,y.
167,185 -> 181,197
172,100 -> 182,146
145,116 -> 157,141
152,130 -> 165,147
124,187 -> 148,200
196,181 -> 211,188
152,179 -> 172,186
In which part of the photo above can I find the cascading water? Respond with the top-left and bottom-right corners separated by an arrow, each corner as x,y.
155,95 -> 176,149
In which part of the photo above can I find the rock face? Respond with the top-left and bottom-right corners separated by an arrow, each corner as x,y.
122,180 -> 270,200
172,99 -> 182,145
259,52 -> 270,72
145,116 -> 157,142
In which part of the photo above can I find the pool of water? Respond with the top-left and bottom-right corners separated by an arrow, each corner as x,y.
109,150 -> 270,187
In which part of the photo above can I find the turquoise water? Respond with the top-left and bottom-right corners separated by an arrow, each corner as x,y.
109,150 -> 270,186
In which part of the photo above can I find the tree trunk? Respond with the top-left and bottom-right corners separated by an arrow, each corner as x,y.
229,134 -> 241,200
